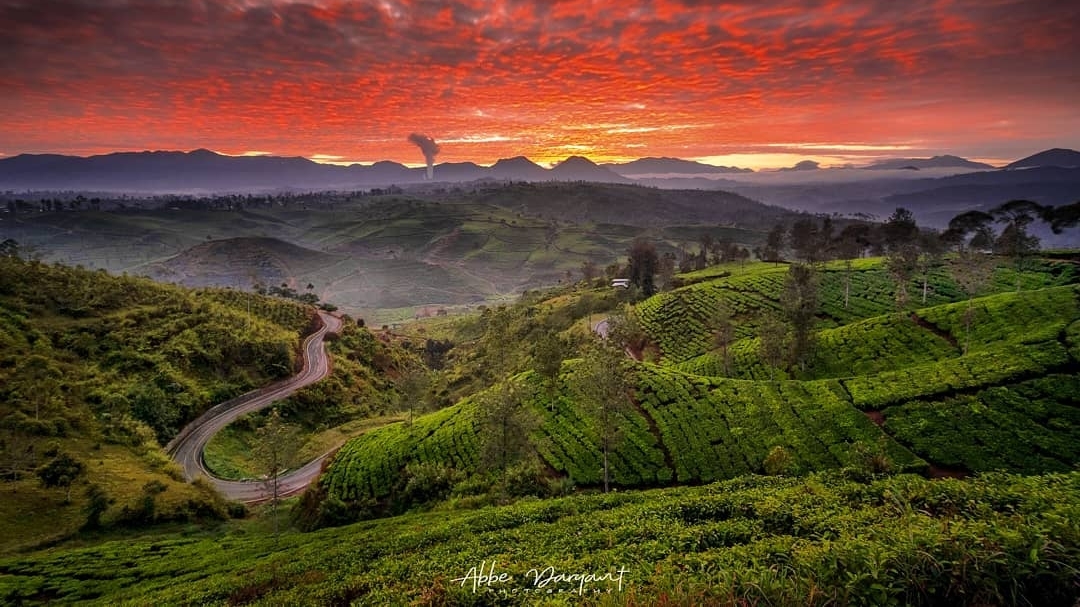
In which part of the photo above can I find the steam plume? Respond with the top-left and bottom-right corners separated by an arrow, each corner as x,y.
407,132 -> 440,180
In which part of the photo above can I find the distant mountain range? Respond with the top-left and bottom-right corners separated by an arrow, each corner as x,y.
601,157 -> 753,175
0,149 -> 626,192
0,147 -> 1076,193
863,155 -> 994,171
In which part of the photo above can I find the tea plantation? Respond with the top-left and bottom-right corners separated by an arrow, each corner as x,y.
2,471 -> 1077,605
318,280 -> 1080,525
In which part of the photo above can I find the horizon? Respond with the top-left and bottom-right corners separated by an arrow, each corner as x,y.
2,145 -> 1071,172
2,1 -> 1078,170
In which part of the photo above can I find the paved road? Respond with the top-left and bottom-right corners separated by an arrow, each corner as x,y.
166,311 -> 343,503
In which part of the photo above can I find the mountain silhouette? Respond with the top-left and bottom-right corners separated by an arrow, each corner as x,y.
1005,148 -> 1080,169
865,155 -> 994,170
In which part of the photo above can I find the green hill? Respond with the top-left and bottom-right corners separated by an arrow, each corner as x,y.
0,256 -> 315,550
314,279 -> 1080,527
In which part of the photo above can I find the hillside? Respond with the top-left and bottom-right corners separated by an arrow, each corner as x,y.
144,236 -> 344,290
0,256 -> 318,550
2,182 -> 798,320
311,260 -> 1080,529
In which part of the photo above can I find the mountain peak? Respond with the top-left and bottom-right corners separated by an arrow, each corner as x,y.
1006,148 -> 1080,169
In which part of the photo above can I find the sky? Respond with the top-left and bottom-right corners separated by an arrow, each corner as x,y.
1,0 -> 1078,169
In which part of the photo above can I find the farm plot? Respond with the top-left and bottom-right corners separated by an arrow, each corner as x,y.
883,374 -> 1080,474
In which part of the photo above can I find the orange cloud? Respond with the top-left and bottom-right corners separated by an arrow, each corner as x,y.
1,0 -> 1077,166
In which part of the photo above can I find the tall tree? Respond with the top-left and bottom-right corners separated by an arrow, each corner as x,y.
758,314 -> 790,377
948,249 -> 995,354
570,339 -> 633,493
990,200 -> 1043,291
477,379 -> 539,485
626,238 -> 659,296
657,251 -> 678,291
834,223 -> 872,309
789,218 -> 821,264
916,231 -> 945,304
397,366 -> 433,425
580,260 -> 599,284
710,304 -> 735,376
253,409 -> 301,540
761,223 -> 786,264
943,210 -> 994,252
606,303 -> 648,356
780,263 -> 820,371
532,333 -> 568,412
882,208 -> 921,308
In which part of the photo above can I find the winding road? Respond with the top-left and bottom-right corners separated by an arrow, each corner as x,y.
166,310 -> 343,503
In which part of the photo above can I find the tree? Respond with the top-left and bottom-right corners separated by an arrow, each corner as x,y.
626,238 -> 659,297
990,200 -> 1042,291
253,409 -> 302,539
477,380 -> 539,488
916,231 -> 945,304
882,208 -> 921,308
0,427 -> 36,483
657,251 -> 677,291
606,303 -> 647,356
780,263 -> 819,371
532,333 -> 567,412
788,218 -> 821,264
943,210 -> 994,252
710,304 -> 735,376
1041,200 -> 1080,234
397,366 -> 433,425
82,483 -> 114,530
834,223 -> 872,309
948,249 -> 995,354
761,223 -> 786,264
570,339 -> 633,493
758,313 -> 790,377
36,452 -> 84,503
0,238 -> 19,258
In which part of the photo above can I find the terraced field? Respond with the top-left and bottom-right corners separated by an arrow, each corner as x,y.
317,272 -> 1080,523
643,258 -> 1077,364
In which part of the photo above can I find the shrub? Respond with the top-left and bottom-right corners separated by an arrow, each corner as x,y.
763,445 -> 793,476
396,462 -> 463,510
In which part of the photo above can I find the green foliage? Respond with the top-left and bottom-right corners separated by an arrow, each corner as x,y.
35,452 -> 85,502
762,445 -> 793,476
570,339 -> 635,492
2,472 -> 1079,605
884,375 -> 1080,474
639,257 -> 1077,364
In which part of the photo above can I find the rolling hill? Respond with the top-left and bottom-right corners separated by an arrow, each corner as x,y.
311,258 -> 1080,530
2,182 -> 798,320
143,236 -> 344,290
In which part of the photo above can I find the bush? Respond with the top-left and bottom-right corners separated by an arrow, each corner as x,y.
763,445 -> 793,476
503,460 -> 548,498
395,462 -> 464,510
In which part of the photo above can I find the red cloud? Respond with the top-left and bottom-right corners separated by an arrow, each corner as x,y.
1,0 -> 1077,164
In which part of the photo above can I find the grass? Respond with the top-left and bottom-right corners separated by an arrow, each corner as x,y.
0,439 -> 220,556
203,414 -> 407,481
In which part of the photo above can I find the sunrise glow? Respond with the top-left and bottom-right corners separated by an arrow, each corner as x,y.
2,0 -> 1078,168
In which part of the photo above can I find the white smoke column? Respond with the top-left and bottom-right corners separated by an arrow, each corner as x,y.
407,133 -> 440,180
